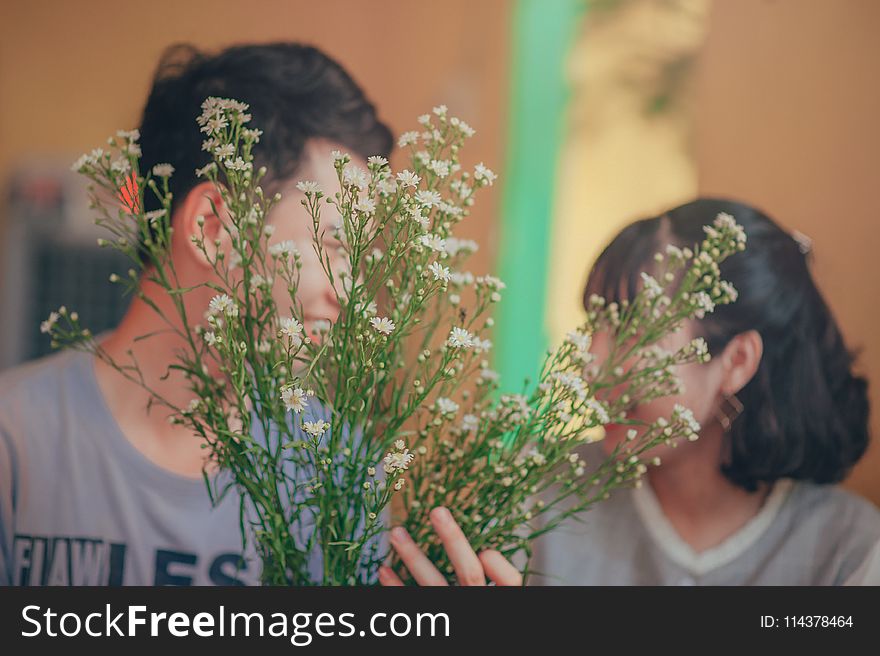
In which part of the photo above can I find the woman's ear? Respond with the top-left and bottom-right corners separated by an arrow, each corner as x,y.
175,181 -> 232,269
719,329 -> 763,396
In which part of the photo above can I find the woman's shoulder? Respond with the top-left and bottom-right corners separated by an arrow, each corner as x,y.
786,480 -> 880,536
780,480 -> 880,582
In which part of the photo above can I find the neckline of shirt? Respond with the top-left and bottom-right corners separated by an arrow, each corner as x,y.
631,475 -> 794,577
72,348 -> 229,499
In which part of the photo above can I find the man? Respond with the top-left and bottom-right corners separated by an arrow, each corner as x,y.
0,42 -> 520,587
0,42 -> 390,586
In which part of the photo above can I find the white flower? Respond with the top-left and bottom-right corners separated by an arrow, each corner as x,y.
116,129 -> 140,141
396,170 -> 421,188
447,327 -> 475,349
223,157 -> 251,172
204,115 -> 229,134
73,148 -> 106,172
408,207 -> 430,231
367,155 -> 388,168
566,330 -> 591,352
443,238 -> 478,256
640,272 -> 663,300
342,165 -> 369,190
377,178 -> 397,195
303,420 -> 330,438
145,209 -> 167,224
432,104 -> 448,117
268,240 -> 299,259
476,275 -> 506,291
417,114 -> 431,126
427,159 -> 451,178
40,311 -> 60,334
152,163 -> 175,177
201,138 -> 218,153
474,338 -> 492,353
719,280 -> 738,302
208,294 -> 238,318
673,404 -> 701,434
204,331 -> 219,346
693,291 -> 715,318
279,317 -> 304,346
528,448 -> 547,466
435,397 -> 459,416
457,119 -> 475,137
370,316 -> 396,335
449,271 -> 475,286
666,244 -> 685,261
585,398 -> 610,424
398,131 -> 420,147
214,144 -> 235,159
312,319 -> 332,333
71,154 -> 91,172
195,162 -> 217,178
479,368 -> 499,383
227,250 -> 242,270
296,180 -> 321,194
110,158 -> 131,174
281,386 -> 309,414
473,163 -> 497,186
242,128 -> 263,142
552,371 -> 587,400
331,150 -> 347,164
461,414 -> 479,432
383,446 -> 414,474
249,273 -> 268,291
690,337 -> 709,361
419,234 -> 446,252
415,190 -> 442,208
355,198 -> 376,215
428,261 -> 450,282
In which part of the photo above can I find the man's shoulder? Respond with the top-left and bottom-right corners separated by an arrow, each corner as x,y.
0,350 -> 89,434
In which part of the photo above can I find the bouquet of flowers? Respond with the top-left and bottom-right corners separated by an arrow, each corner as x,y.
45,99 -> 745,585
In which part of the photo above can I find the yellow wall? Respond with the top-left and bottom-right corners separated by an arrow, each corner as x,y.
696,0 -> 880,503
0,0 -> 509,277
547,0 -> 708,344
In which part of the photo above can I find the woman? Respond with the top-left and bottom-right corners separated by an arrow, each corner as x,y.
382,198 -> 880,585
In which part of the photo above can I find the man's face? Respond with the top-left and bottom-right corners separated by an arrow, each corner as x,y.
264,139 -> 367,334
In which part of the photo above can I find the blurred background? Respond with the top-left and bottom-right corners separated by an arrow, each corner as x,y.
1,0 -> 878,504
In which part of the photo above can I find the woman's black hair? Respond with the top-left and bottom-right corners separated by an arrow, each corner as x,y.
584,197 -> 870,491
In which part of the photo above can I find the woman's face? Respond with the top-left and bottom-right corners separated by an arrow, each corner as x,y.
591,318 -> 726,461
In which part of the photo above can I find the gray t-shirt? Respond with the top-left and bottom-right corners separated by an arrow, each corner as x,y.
0,349 -> 335,586
528,443 -> 880,585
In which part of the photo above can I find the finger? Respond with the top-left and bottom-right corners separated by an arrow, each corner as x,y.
389,526 -> 448,586
378,565 -> 405,587
430,507 -> 485,586
479,550 -> 523,587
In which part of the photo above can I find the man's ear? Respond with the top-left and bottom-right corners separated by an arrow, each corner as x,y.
175,181 -> 231,269
718,329 -> 763,396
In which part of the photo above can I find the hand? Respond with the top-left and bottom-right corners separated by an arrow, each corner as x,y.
379,506 -> 522,586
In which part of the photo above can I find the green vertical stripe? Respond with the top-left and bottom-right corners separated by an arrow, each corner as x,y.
495,0 -> 584,392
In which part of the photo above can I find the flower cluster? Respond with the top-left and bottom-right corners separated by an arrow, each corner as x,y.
51,97 -> 747,586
